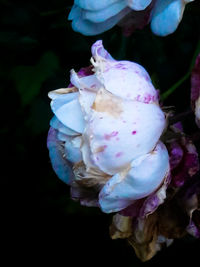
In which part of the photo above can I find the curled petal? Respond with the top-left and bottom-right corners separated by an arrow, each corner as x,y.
50,116 -> 78,136
69,7 -> 131,36
47,128 -> 74,184
99,142 -> 169,213
91,40 -> 114,61
151,0 -> 192,36
70,70 -> 101,116
91,41 -> 157,103
120,173 -> 171,217
110,213 -> 133,239
49,90 -> 85,133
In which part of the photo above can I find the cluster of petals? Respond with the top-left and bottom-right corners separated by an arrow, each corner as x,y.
47,40 -> 169,214
68,0 -> 194,36
110,122 -> 200,261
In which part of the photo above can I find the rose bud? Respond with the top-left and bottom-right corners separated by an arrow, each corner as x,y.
68,0 -> 194,36
47,40 -> 169,213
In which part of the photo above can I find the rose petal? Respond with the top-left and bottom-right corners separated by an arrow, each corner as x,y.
99,142 -> 169,213
64,136 -> 82,163
83,89 -> 165,175
50,116 -> 79,136
91,41 -> 157,103
110,213 -> 133,239
70,7 -> 131,36
91,40 -> 115,61
82,1 -> 127,23
49,91 -> 85,133
150,0 -> 191,36
47,128 -> 74,184
70,70 -> 102,116
74,0 -> 120,11
127,0 -> 152,11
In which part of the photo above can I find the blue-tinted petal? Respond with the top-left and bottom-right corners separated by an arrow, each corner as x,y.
50,116 -> 79,136
74,0 -> 120,11
127,0 -> 152,11
99,142 -> 169,213
151,0 -> 187,36
68,4 -> 81,20
47,128 -> 74,184
53,98 -> 85,133
71,7 -> 130,35
83,1 -> 127,23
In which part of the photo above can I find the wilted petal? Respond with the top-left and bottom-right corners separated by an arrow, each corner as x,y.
99,142 -> 169,213
110,213 -> 133,239
139,173 -> 171,217
70,70 -> 101,116
73,161 -> 111,188
70,181 -> 99,207
120,173 -> 171,217
168,141 -> 184,170
151,0 -> 192,36
127,0 -> 152,11
91,40 -> 115,61
187,218 -> 200,238
64,136 -> 82,163
170,138 -> 199,187
47,128 -> 74,184
128,214 -> 161,262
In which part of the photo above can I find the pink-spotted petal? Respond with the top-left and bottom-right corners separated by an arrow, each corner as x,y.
83,89 -> 165,175
99,141 -> 169,213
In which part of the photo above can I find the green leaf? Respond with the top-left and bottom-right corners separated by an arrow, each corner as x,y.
11,51 -> 59,106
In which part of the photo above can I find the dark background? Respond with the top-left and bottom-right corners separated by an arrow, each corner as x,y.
1,0 -> 200,265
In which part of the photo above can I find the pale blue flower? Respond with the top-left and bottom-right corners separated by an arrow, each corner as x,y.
68,0 -> 194,36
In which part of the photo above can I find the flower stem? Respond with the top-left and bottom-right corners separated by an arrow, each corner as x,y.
161,39 -> 200,101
